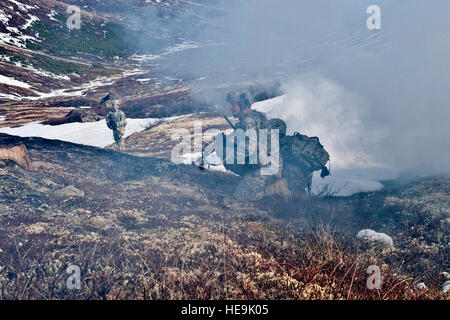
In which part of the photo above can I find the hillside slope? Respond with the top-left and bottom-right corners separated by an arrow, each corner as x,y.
0,131 -> 448,299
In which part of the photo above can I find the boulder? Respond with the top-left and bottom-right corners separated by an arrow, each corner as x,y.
442,272 -> 450,293
356,229 -> 394,249
54,186 -> 84,198
0,144 -> 32,170
264,178 -> 292,198
43,109 -> 102,125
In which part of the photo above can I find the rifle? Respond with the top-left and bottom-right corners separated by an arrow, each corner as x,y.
224,116 -> 236,130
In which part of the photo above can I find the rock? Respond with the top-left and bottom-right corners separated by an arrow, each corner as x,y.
43,109 -> 102,125
0,144 -> 32,170
233,174 -> 267,201
442,272 -> 450,293
356,229 -> 394,249
442,281 -> 450,293
416,282 -> 427,290
54,186 -> 84,198
265,178 -> 292,198
36,187 -> 51,193
42,178 -> 59,188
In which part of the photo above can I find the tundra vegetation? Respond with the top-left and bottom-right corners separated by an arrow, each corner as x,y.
0,132 -> 448,300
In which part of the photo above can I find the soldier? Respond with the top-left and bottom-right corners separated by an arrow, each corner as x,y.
223,91 -> 291,200
269,118 -> 330,194
106,99 -> 127,151
226,91 -> 268,131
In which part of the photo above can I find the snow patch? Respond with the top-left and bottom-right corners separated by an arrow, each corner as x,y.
311,167 -> 398,197
21,14 -> 39,30
47,10 -> 59,22
0,11 -> 12,25
7,0 -> 37,12
164,41 -> 200,55
0,74 -> 31,89
0,115 -> 187,148
0,119 -> 157,148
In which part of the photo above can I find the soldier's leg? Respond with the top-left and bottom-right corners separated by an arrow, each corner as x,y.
233,172 -> 267,201
113,130 -> 123,151
264,177 -> 291,198
306,172 -> 313,195
118,129 -> 125,151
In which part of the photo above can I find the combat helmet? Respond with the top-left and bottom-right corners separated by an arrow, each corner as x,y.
268,118 -> 287,137
226,90 -> 253,109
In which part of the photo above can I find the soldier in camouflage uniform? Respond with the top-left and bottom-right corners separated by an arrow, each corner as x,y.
269,118 -> 330,194
223,91 -> 291,200
105,98 -> 127,151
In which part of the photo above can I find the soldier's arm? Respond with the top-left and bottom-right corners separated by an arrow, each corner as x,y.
240,115 -> 258,131
121,111 -> 127,126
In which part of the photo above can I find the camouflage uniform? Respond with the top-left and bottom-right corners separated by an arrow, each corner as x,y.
220,91 -> 331,198
106,104 -> 127,151
223,91 -> 289,200
280,132 -> 330,194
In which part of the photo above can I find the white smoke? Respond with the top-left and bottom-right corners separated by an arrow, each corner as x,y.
254,75 -> 381,169
132,0 -> 450,175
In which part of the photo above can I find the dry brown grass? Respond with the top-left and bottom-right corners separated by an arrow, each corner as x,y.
0,220 -> 447,300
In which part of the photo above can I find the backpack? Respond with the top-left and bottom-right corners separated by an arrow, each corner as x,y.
281,132 -> 330,174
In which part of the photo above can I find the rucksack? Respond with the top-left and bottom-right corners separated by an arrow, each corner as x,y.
281,132 -> 330,175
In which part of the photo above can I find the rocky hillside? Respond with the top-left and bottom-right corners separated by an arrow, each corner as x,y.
0,0 -> 225,127
0,121 -> 448,299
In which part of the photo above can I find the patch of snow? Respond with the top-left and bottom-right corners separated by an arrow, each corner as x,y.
47,10 -> 59,22
0,115 -> 187,148
0,119 -> 156,148
164,41 -> 199,55
7,0 -> 37,12
27,76 -> 119,100
0,8 -> 40,48
21,14 -> 39,30
122,69 -> 146,77
130,54 -> 162,61
180,151 -> 228,172
442,272 -> 450,293
416,283 -> 427,290
0,55 -> 11,62
0,74 -> 31,89
0,92 -> 21,100
137,78 -> 153,83
0,32 -> 27,48
311,167 -> 398,197
0,11 -> 12,25
0,116 -> 7,121
12,60 -> 71,81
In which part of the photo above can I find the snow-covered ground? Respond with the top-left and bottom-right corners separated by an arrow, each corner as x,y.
0,118 -> 161,148
0,74 -> 32,89
310,167 -> 398,197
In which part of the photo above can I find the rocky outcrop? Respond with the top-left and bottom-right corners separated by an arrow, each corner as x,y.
54,185 -> 84,198
0,144 -> 32,170
42,108 -> 102,125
